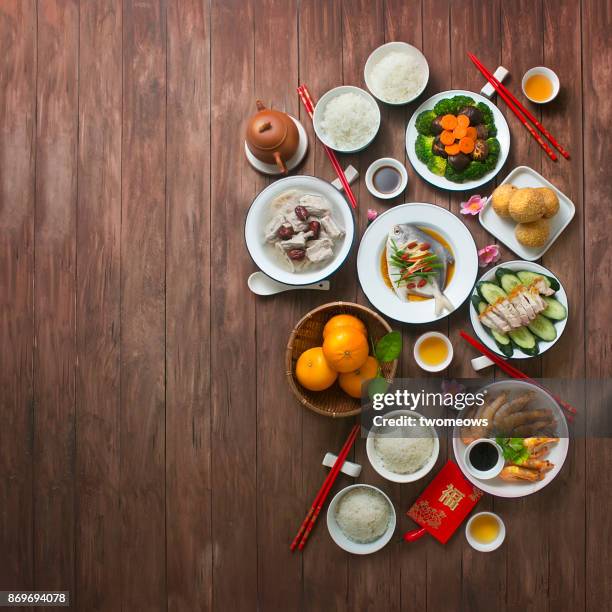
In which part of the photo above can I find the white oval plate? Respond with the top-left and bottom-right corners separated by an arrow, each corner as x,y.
453,379 -> 569,498
327,484 -> 396,554
357,203 -> 478,323
469,260 -> 568,359
244,176 -> 355,286
405,89 -> 510,191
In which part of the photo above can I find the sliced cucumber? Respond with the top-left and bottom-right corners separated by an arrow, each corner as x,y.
495,268 -> 523,293
541,296 -> 567,321
508,326 -> 539,356
476,300 -> 514,357
517,270 -> 560,292
527,314 -> 557,342
471,293 -> 484,309
477,281 -> 507,305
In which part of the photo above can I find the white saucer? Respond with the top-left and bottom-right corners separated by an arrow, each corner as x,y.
244,116 -> 308,175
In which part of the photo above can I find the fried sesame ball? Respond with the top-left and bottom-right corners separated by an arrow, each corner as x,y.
515,218 -> 550,248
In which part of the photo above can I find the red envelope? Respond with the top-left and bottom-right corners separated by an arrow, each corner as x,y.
404,460 -> 483,544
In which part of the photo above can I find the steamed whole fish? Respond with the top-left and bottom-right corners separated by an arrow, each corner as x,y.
386,224 -> 454,315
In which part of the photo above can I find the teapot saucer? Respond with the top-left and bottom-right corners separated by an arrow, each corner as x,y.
244,116 -> 308,175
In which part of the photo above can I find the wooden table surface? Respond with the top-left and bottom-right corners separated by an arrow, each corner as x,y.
1,1 -> 611,610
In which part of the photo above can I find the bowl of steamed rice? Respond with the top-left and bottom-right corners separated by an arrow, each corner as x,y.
366,410 -> 439,483
327,484 -> 396,554
364,42 -> 429,105
313,85 -> 381,153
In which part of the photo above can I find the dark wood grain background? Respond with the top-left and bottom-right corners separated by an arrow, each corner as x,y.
1,1 -> 610,611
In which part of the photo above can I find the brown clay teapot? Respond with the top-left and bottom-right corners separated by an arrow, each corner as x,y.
245,100 -> 299,174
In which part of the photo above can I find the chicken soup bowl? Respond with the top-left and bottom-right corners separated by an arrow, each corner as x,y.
245,175 -> 355,286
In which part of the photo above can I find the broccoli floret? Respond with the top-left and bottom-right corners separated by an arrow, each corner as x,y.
483,137 -> 501,170
444,161 -> 487,183
476,102 -> 497,136
415,134 -> 434,163
415,110 -> 437,135
434,95 -> 475,116
427,156 -> 447,176
461,161 -> 489,181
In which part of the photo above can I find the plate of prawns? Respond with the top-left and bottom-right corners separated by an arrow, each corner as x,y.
453,379 -> 569,497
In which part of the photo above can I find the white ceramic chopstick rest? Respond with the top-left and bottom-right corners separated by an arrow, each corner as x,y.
322,452 -> 362,478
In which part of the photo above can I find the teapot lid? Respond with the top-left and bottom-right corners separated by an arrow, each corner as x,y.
246,100 -> 288,151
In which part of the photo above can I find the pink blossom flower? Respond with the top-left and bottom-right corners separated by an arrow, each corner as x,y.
367,208 -> 378,223
460,194 -> 485,216
478,244 -> 501,267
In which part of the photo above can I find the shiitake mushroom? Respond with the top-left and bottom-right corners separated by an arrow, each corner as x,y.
431,115 -> 444,135
472,138 -> 489,161
458,105 -> 483,126
448,152 -> 471,171
476,124 -> 489,139
432,136 -> 448,158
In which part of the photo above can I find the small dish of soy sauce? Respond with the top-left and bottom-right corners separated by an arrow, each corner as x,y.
464,438 -> 505,480
365,157 -> 408,200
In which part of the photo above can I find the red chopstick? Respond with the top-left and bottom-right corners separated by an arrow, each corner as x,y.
468,54 -> 570,160
466,54 -> 558,162
297,84 -> 358,209
460,330 -> 577,418
290,424 -> 360,552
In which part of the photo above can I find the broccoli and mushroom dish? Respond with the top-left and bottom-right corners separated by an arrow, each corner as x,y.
415,95 -> 501,182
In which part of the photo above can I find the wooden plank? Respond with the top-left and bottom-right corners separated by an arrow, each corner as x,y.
209,1 -> 258,609
341,2 -> 402,611
491,2 -> 550,611
583,0 -> 612,608
539,1 -> 586,610
296,2 -> 355,610
33,0 -> 78,595
120,1 -> 167,609
0,0 -> 36,595
165,1 -> 212,610
75,1 -> 122,610
446,2 -> 508,611
251,1 -> 304,610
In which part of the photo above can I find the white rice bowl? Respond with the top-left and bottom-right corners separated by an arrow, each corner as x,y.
335,487 -> 390,543
327,484 -> 396,554
365,42 -> 429,105
373,425 -> 434,474
366,410 -> 440,483
314,86 -> 381,153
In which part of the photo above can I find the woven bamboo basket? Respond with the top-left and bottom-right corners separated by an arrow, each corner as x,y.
286,302 -> 398,418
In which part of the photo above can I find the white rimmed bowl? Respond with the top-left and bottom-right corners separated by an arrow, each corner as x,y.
364,41 -> 429,105
327,484 -> 396,555
465,512 -> 506,552
313,86 -> 381,153
365,157 -> 408,200
244,175 -> 355,286
521,67 -> 560,104
366,410 -> 439,483
413,331 -> 453,373
463,438 -> 505,480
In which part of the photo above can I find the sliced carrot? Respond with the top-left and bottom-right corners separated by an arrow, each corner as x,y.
453,125 -> 468,140
440,114 -> 458,131
445,143 -> 461,156
440,130 -> 455,146
457,114 -> 470,128
459,136 -> 475,154
466,126 -> 478,140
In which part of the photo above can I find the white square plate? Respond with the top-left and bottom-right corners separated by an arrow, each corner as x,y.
479,165 -> 575,261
